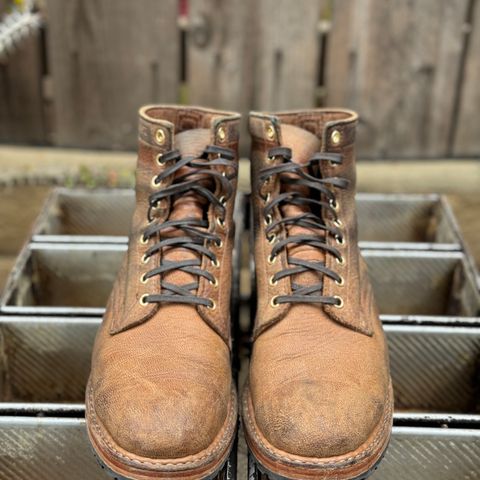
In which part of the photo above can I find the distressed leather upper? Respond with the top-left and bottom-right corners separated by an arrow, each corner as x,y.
87,105 -> 240,461
245,109 -> 392,459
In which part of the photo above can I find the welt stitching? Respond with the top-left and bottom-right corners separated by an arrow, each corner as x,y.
88,386 -> 236,469
243,386 -> 392,468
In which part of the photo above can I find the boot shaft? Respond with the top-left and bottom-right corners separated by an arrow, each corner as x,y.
248,109 -> 373,335
111,105 -> 241,341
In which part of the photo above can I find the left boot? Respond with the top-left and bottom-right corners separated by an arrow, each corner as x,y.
243,109 -> 393,480
86,105 -> 240,480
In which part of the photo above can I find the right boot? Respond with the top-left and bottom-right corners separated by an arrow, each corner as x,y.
243,109 -> 392,480
86,105 -> 241,480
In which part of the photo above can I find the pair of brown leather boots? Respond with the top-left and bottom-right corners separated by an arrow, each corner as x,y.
86,105 -> 393,480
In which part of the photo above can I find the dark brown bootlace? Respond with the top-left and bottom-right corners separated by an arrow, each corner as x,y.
259,147 -> 349,307
140,145 -> 236,308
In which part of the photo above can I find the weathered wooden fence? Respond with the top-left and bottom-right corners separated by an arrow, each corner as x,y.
0,0 -> 479,158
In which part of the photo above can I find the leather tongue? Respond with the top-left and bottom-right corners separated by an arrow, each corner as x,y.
169,129 -> 212,223
279,124 -> 324,286
163,128 -> 212,288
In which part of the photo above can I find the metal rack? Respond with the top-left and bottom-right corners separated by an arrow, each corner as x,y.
1,189 -> 479,479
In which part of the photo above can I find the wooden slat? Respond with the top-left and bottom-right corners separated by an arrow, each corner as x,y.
188,0 -> 253,114
187,0 -> 255,153
45,0 -> 179,150
0,4 -> 46,144
453,0 -> 480,156
251,0 -> 324,111
326,0 -> 470,158
188,0 -> 324,115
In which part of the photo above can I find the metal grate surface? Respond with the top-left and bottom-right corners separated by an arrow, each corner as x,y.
0,317 -> 99,402
386,325 -> 480,413
0,417 -> 109,480
372,426 -> 480,479
33,188 -> 135,241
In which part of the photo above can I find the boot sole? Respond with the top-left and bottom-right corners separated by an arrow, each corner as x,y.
242,382 -> 393,480
86,382 -> 238,480
248,446 -> 388,480
91,443 -> 236,480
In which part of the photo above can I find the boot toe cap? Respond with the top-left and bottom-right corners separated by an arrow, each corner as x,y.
252,380 -> 386,458
92,379 -> 229,460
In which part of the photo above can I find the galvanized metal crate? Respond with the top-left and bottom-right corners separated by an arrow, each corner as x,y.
386,324 -> 480,413
0,314 -> 237,479
3,248 -> 478,321
357,193 -> 462,251
0,405 -> 110,480
248,415 -> 480,480
3,188 -> 479,479
0,404 -> 236,480
32,188 -> 134,243
372,414 -> 480,479
0,243 -> 125,316
32,190 -> 463,252
0,316 -> 100,403
364,250 -> 480,318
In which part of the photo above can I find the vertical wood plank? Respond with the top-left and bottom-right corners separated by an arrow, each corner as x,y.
188,0 -> 253,115
453,0 -> 480,156
0,4 -> 46,144
46,0 -> 179,150
187,0 -> 254,153
326,0 -> 470,158
252,0 -> 324,111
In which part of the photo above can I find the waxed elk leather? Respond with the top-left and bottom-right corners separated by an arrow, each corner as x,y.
243,109 -> 393,480
86,105 -> 240,479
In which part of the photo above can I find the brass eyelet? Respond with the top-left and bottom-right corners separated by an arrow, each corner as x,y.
335,235 -> 345,246
266,124 -> 276,141
140,273 -> 149,284
267,233 -> 277,245
270,296 -> 280,308
264,193 -> 271,203
267,254 -> 277,265
155,128 -> 166,145
264,214 -> 273,226
269,275 -> 278,286
336,256 -> 346,266
211,258 -> 220,268
333,295 -> 344,309
139,294 -> 149,306
219,196 -> 227,206
141,254 -> 150,264
156,153 -> 166,165
151,176 -> 162,188
207,299 -> 217,310
331,129 -> 341,146
335,275 -> 345,286
139,235 -> 148,245
217,126 -> 226,142
209,277 -> 219,287
215,238 -> 224,248
216,216 -> 225,228
334,218 -> 343,228
330,200 -> 340,212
